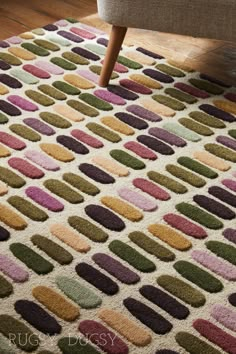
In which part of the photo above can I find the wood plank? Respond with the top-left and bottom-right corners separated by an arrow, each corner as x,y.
0,0 -> 234,84
0,0 -> 97,38
0,9 -> 29,39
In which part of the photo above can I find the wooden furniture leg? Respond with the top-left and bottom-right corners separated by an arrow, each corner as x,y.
99,25 -> 127,87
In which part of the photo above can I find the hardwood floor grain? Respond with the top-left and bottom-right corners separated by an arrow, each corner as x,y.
0,0 -> 235,84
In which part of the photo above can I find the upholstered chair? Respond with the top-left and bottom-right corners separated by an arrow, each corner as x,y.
97,0 -> 236,86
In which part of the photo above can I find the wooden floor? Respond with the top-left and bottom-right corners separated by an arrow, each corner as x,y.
0,0 -> 235,84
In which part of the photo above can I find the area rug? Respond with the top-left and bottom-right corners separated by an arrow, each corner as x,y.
0,18 -> 236,354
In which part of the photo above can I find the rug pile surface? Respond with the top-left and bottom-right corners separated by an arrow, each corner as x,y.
0,18 -> 236,354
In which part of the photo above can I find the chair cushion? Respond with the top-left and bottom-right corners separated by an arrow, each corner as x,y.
97,0 -> 236,41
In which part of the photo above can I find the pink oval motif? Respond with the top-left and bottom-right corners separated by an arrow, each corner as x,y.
35,61 -> 64,75
70,27 -> 96,39
23,64 -> 51,79
54,19 -> 68,27
192,250 -> 236,280
118,187 -> 157,211
222,179 -> 236,192
7,95 -> 38,111
193,319 -> 236,354
0,132 -> 26,150
25,150 -> 60,171
76,70 -> 99,84
163,213 -> 207,238
211,304 -> 236,331
7,36 -> 22,44
124,141 -> 157,160
71,129 -> 103,148
26,186 -> 64,212
79,320 -> 129,354
133,178 -> 170,201
0,255 -> 29,282
94,89 -> 126,105
8,157 -> 44,179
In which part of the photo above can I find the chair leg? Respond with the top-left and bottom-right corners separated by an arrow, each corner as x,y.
99,25 -> 127,87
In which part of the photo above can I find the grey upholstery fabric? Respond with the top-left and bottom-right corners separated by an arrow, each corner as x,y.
97,0 -> 236,41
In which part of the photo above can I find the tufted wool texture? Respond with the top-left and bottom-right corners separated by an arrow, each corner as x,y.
0,18 -> 235,354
